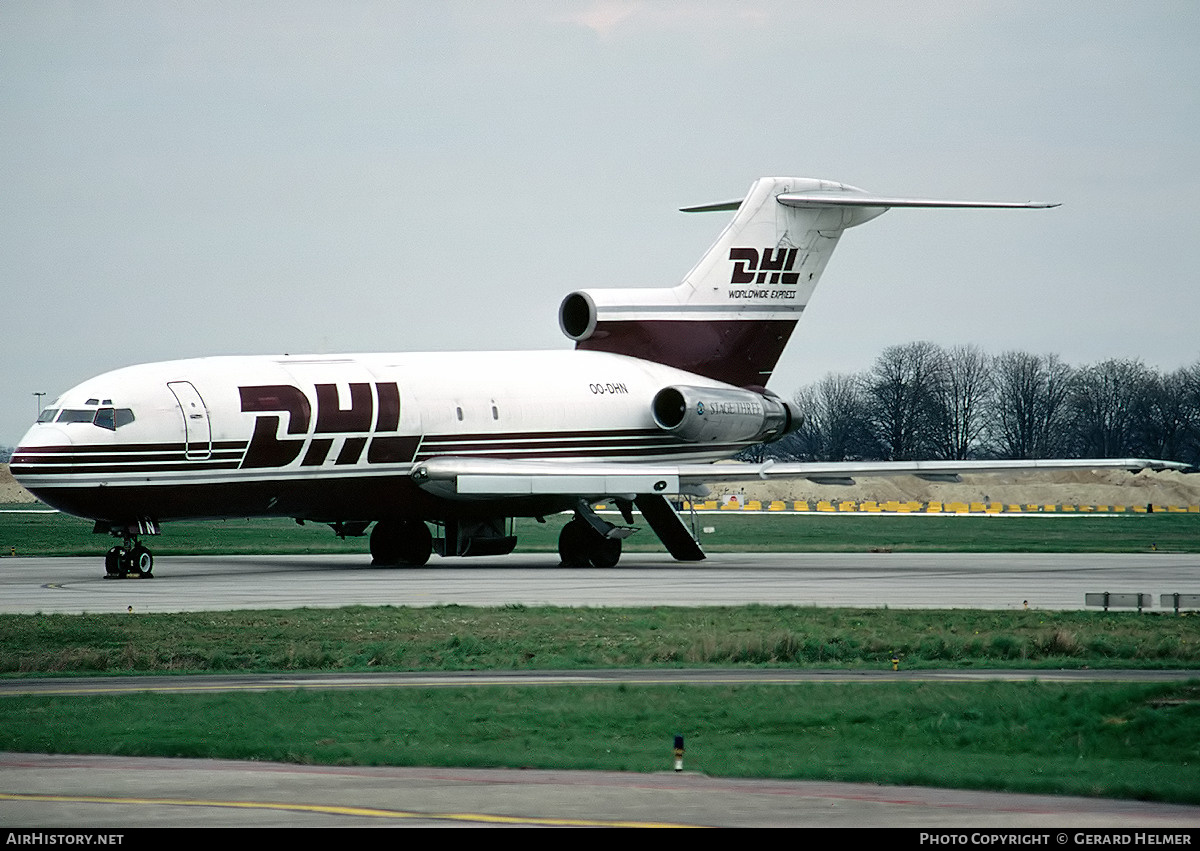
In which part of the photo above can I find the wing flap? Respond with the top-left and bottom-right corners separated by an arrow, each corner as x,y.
413,456 -> 1187,500
455,472 -> 679,496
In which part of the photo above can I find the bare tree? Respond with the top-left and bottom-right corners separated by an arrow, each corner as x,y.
989,351 -> 1074,458
1069,358 -> 1154,458
931,344 -> 993,459
1135,365 -> 1198,463
785,373 -> 877,461
864,341 -> 945,460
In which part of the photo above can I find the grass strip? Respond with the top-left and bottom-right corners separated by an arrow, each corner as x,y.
2,681 -> 1198,804
2,508 -> 1198,558
3,605 -> 1198,675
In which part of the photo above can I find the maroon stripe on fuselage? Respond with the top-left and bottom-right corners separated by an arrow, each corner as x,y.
575,318 -> 798,387
15,462 -> 244,475
13,441 -> 247,456
26,477 -> 579,525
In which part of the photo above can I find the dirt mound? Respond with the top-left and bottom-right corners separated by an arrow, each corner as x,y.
728,467 -> 1200,508
0,465 -> 37,503
4,463 -> 1197,510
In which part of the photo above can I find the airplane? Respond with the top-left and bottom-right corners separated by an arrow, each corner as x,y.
10,176 -> 1184,577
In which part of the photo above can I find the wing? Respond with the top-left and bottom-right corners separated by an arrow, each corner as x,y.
411,456 -> 1189,499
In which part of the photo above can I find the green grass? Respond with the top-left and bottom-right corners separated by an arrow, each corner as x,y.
3,605 -> 1198,675
2,505 -> 1198,557
2,681 -> 1198,803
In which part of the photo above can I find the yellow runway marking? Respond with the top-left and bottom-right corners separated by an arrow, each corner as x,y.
0,792 -> 699,827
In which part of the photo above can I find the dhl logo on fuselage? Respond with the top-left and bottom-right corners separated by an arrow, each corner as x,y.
728,247 -> 801,285
238,383 -> 415,468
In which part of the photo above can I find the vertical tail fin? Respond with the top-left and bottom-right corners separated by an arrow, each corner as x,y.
559,176 -> 1055,388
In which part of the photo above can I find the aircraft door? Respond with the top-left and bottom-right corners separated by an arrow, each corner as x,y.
168,381 -> 213,460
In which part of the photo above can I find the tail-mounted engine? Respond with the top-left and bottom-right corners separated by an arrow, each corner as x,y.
651,385 -> 802,444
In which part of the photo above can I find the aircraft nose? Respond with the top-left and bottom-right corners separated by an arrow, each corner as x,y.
10,425 -> 73,486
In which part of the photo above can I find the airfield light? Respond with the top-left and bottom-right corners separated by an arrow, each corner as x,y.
673,734 -> 684,772
33,392 -> 46,418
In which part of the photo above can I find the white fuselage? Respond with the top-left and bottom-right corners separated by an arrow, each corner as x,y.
12,349 -> 746,524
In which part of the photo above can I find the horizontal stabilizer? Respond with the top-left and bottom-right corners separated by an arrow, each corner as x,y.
682,193 -> 1059,212
679,199 -> 743,213
777,193 -> 1059,209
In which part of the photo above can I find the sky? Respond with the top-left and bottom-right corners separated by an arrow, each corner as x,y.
2,1 -> 1198,446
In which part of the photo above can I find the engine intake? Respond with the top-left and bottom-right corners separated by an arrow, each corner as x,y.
651,385 -> 801,444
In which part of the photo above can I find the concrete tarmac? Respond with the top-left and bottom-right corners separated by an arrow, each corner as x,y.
2,551 -> 1198,613
4,752 -> 1200,828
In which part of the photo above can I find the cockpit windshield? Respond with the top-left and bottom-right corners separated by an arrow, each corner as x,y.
49,407 -> 136,430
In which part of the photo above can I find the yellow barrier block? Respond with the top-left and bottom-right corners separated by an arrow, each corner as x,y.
768,500 -> 785,511
1113,505 -> 1125,513
861,500 -> 880,512
945,502 -> 969,514
794,501 -> 810,511
1062,505 -> 1076,512
1026,504 -> 1039,512
986,502 -> 1002,513
1168,505 -> 1187,513
1133,505 -> 1146,513
745,500 -> 762,511
1190,506 -> 1199,513
927,501 -> 942,513
1044,505 -> 1057,512
1007,504 -> 1022,512
817,500 -> 835,512
838,501 -> 857,512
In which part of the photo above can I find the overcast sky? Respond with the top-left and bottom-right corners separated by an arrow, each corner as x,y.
2,1 -> 1198,446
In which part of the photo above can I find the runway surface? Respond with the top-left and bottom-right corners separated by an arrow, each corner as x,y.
3,552 -> 1199,828
5,752 -> 1200,828
2,551 -> 1198,614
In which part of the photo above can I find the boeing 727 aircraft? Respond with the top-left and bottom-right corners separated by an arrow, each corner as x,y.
10,176 -> 1180,576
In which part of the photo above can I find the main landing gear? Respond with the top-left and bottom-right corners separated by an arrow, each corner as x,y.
370,518 -> 433,566
558,500 -> 637,568
558,518 -> 622,568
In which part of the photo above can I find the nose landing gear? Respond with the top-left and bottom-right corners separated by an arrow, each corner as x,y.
100,520 -> 159,579
104,541 -> 154,578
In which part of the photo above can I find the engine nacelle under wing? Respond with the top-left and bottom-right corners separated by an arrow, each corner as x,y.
651,385 -> 801,445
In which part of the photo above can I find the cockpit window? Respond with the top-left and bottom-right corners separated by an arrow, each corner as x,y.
37,408 -> 58,424
92,408 -> 135,430
57,409 -> 96,424
54,408 -> 135,429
